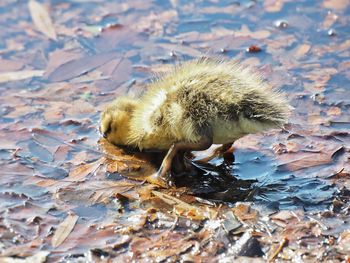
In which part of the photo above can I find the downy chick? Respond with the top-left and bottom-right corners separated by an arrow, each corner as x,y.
100,59 -> 290,187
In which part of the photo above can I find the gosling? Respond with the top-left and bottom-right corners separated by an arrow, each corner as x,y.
100,58 -> 290,187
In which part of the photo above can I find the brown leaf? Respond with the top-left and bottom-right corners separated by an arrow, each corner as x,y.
51,214 -> 79,247
337,230 -> 350,253
44,50 -> 82,77
53,145 -> 70,162
323,0 -> 349,10
95,24 -> 140,52
0,59 -> 24,72
4,105 -> 40,118
70,151 -> 88,166
277,145 -> 344,171
1,251 -> 50,263
232,203 -> 258,222
0,70 -> 44,83
246,45 -> 262,53
264,0 -> 284,12
327,106 -> 342,116
69,70 -> 109,83
293,43 -> 311,59
47,53 -> 117,82
99,139 -> 161,185
323,12 -> 339,28
55,180 -> 139,205
89,181 -> 138,204
270,210 -> 301,226
152,190 -> 207,220
158,43 -> 202,57
68,157 -> 105,181
235,25 -> 270,39
28,0 -> 57,40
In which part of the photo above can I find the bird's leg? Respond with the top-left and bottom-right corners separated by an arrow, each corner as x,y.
221,142 -> 235,162
217,142 -> 234,155
195,142 -> 234,163
150,127 -> 213,187
172,150 -> 188,174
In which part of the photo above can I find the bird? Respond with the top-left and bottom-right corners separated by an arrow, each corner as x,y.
100,58 -> 290,187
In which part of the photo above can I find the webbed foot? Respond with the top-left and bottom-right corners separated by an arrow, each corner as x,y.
147,168 -> 174,188
148,127 -> 213,188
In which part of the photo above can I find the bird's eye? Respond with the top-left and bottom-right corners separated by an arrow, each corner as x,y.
102,123 -> 112,138
106,124 -> 112,134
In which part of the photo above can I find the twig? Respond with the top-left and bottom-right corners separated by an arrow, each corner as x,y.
269,237 -> 289,262
213,203 -> 223,219
327,167 -> 345,179
307,215 -> 328,231
291,211 -> 301,222
170,215 -> 179,231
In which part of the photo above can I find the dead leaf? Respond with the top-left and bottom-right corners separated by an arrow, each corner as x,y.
53,145 -> 70,162
4,105 -> 40,118
0,70 -> 44,83
270,210 -> 300,226
95,24 -> 140,52
323,12 -> 338,28
1,251 -> 50,263
323,0 -> 349,10
89,181 -> 138,204
68,157 -> 105,181
69,70 -> 109,83
232,203 -> 258,222
55,180 -> 139,205
70,151 -> 88,165
51,214 -> 79,247
264,0 -> 284,12
99,139 -> 161,185
222,211 -> 242,233
277,145 -> 344,171
235,25 -> 270,39
28,0 -> 57,40
0,59 -> 24,72
337,230 -> 350,253
199,5 -> 239,14
327,106 -> 342,116
152,190 -> 207,220
158,43 -> 202,57
47,53 -> 117,82
293,44 -> 311,59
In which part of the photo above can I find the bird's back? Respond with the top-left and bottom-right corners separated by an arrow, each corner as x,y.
130,59 -> 289,148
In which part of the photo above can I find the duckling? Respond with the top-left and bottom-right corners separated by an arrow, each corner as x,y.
100,58 -> 290,187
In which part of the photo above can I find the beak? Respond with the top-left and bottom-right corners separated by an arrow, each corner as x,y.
99,126 -> 107,138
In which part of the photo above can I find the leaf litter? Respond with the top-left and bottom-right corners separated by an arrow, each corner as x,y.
51,214 -> 79,247
28,0 -> 57,41
0,0 -> 350,262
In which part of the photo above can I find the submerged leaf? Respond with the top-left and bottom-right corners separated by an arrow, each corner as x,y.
51,214 -> 79,247
1,251 -> 50,263
68,157 -> 105,181
99,139 -> 161,185
28,0 -> 57,40
152,190 -> 207,220
47,53 -> 117,82
277,145 -> 344,171
0,70 -> 44,83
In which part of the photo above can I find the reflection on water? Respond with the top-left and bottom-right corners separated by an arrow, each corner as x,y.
170,149 -> 336,211
0,0 -> 348,227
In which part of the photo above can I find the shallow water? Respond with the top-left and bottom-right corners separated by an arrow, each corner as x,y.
0,0 -> 349,260
171,148 -> 337,211
0,0 -> 348,209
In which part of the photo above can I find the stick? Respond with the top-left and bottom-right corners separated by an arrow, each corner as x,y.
269,237 -> 289,261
